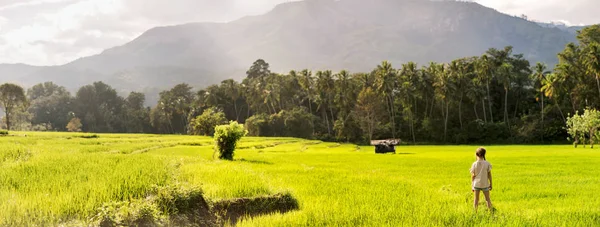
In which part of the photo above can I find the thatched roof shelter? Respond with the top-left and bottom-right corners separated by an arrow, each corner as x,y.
370,139 -> 401,146
370,139 -> 400,154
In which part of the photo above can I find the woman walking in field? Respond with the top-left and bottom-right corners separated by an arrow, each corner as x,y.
470,147 -> 493,212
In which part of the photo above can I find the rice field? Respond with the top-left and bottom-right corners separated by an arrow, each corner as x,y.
0,132 -> 599,226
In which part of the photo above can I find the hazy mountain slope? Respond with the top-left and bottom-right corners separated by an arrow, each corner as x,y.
0,0 -> 582,96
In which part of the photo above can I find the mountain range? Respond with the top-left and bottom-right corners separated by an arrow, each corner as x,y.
0,0 -> 590,103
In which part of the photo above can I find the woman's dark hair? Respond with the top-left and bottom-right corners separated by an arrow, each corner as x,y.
476,147 -> 487,160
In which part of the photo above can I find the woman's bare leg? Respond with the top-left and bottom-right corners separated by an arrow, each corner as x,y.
483,190 -> 492,210
473,190 -> 480,211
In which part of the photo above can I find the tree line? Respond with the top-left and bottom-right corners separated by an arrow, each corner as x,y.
1,25 -> 599,144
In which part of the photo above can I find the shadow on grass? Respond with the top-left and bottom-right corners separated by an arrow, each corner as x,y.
237,158 -> 274,165
212,193 -> 299,225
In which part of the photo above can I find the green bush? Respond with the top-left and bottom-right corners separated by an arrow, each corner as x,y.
245,108 -> 315,139
0,130 -> 7,136
245,114 -> 269,136
214,121 -> 247,160
189,107 -> 227,136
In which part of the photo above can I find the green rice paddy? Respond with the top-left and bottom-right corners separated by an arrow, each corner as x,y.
0,132 -> 599,226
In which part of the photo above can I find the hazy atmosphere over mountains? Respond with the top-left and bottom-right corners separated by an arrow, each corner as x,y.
0,0 -> 598,100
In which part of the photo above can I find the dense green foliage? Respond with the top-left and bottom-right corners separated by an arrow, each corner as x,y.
566,108 -> 600,148
189,107 -> 227,136
1,133 -> 599,226
1,26 -> 600,144
0,83 -> 27,130
214,121 -> 247,160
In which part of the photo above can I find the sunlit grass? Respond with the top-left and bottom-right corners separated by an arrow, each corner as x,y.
0,132 -> 599,226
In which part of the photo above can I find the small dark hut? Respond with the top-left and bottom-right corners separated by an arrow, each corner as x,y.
370,139 -> 401,154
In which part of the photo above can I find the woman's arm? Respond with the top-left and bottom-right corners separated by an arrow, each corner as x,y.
488,171 -> 493,190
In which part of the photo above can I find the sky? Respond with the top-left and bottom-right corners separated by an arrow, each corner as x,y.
0,0 -> 598,66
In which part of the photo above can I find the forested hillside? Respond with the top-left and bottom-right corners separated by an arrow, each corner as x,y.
0,0 -> 579,99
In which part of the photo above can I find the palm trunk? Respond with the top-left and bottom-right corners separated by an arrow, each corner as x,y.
504,87 -> 509,125
329,104 -> 335,127
555,102 -> 566,124
459,93 -> 463,129
323,108 -> 331,136
233,100 -> 239,121
444,100 -> 449,143
487,80 -> 493,122
596,75 -> 600,100
430,98 -> 435,118
424,96 -> 429,118
541,94 -> 544,143
5,113 -> 10,131
411,113 -> 416,143
474,102 -> 480,120
482,99 -> 487,123
389,95 -> 396,139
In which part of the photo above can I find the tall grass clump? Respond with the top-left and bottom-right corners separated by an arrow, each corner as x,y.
214,121 -> 247,160
91,183 -> 213,227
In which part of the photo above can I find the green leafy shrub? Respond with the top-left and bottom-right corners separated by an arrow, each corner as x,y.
0,130 -> 7,136
189,107 -> 227,136
214,121 -> 247,160
245,108 -> 315,139
245,114 -> 269,136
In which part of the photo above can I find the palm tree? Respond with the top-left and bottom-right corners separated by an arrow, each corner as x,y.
433,63 -> 454,142
584,43 -> 600,100
316,70 -> 336,135
542,73 -> 567,123
449,59 -> 472,129
375,61 -> 398,138
221,79 -> 241,121
476,55 -> 494,122
497,63 -> 514,124
399,62 -> 419,143
533,62 -> 549,141
298,70 -> 314,115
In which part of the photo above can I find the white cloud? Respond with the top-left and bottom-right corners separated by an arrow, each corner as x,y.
0,0 -> 72,11
475,0 -> 598,25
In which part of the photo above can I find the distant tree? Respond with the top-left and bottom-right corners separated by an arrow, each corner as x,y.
124,92 -> 150,133
157,83 -> 194,134
66,118 -> 83,132
533,62 -> 550,141
567,109 -> 600,148
374,61 -> 398,138
432,63 -> 454,142
583,43 -> 600,99
246,59 -> 271,79
354,87 -> 384,142
0,83 -> 27,130
475,55 -> 494,122
74,82 -> 125,132
28,82 -> 73,131
280,107 -> 315,139
189,107 -> 227,136
245,114 -> 270,136
28,82 -> 69,100
576,25 -> 600,47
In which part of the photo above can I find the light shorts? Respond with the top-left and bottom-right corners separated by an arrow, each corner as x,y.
473,187 -> 490,192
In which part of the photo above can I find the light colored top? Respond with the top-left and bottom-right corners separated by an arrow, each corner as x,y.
470,160 -> 492,188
